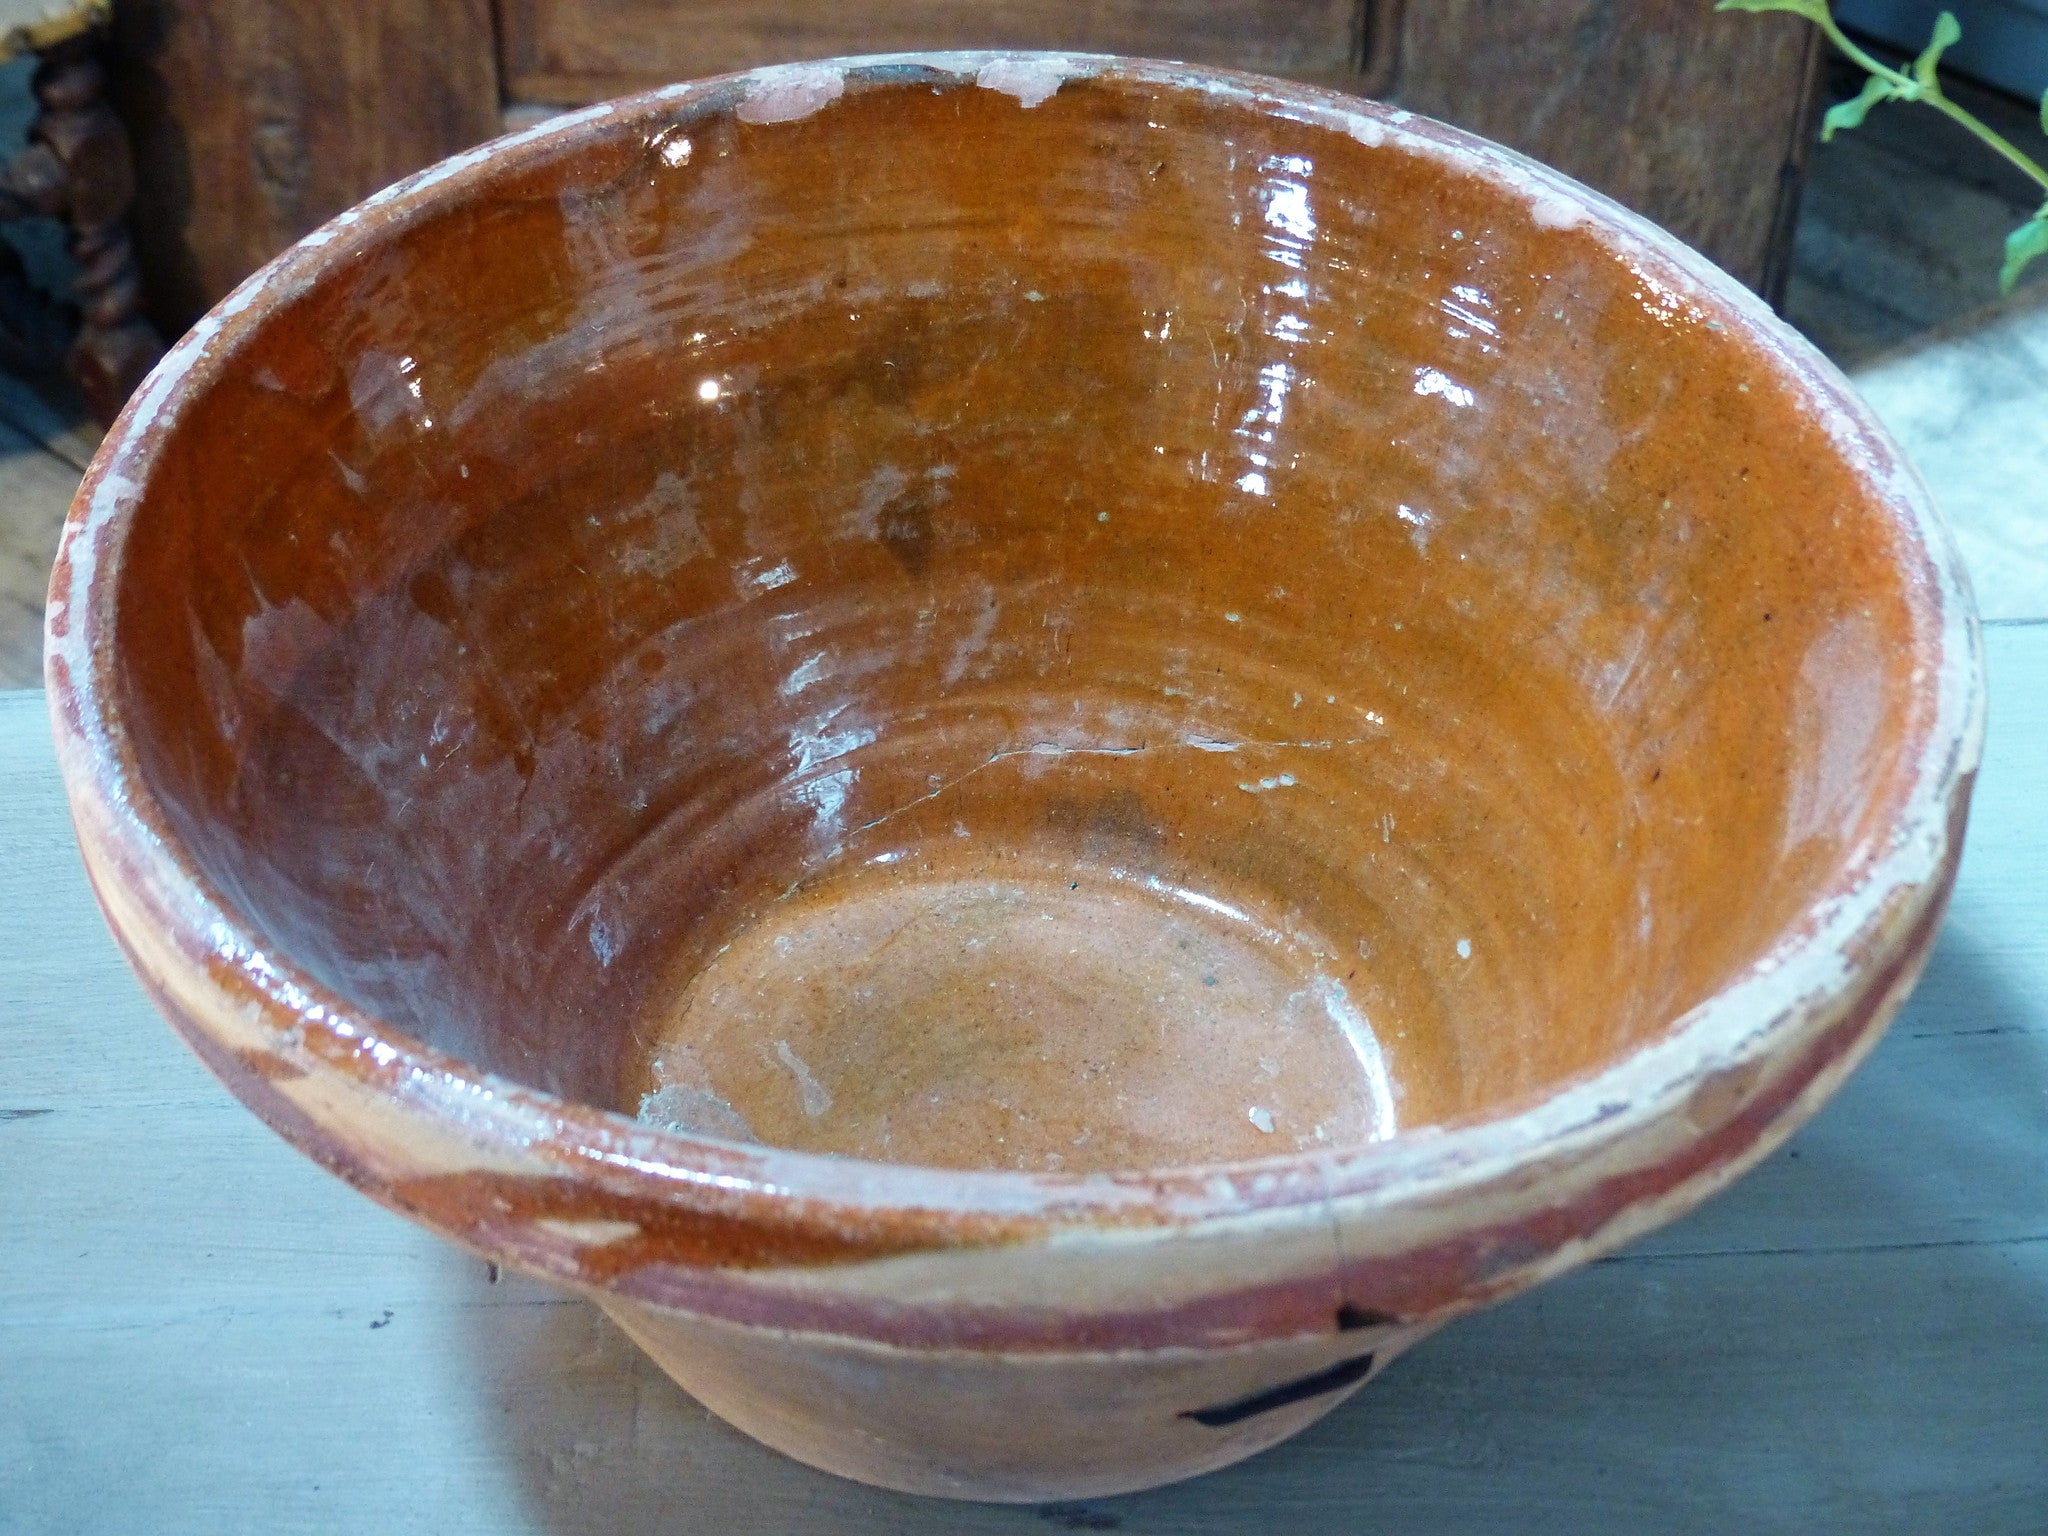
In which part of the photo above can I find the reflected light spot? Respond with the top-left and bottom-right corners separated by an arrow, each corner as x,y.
1413,367 -> 1475,408
1265,182 -> 1316,241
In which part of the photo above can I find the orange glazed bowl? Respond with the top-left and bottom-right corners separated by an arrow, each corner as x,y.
47,54 -> 1983,1501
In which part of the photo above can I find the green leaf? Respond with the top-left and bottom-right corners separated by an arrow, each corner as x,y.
1714,0 -> 1832,21
2039,85 -> 2046,137
1911,11 -> 1962,90
2001,214 -> 2048,294
1823,74 -> 1898,140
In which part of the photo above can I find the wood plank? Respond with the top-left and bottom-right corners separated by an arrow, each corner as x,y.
0,369 -> 100,474
2,623 -> 2044,1531
1389,0 -> 1822,291
496,0 -> 1365,105
0,419 -> 79,689
1785,63 -> 2048,367
110,0 -> 503,335
497,1 -> 1818,294
1850,289 -> 2048,624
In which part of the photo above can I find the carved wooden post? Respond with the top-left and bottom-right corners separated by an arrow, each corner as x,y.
27,27 -> 162,422
0,9 -> 164,421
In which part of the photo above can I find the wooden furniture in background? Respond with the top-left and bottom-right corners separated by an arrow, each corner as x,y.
110,0 -> 500,347
1389,1 -> 1826,307
109,1 -> 1823,347
496,0 -> 1380,103
0,0 -> 161,422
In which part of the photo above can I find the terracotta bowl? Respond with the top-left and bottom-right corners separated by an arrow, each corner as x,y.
49,53 -> 1983,1501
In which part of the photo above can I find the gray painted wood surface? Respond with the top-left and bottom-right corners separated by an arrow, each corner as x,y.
3,620 -> 2045,1532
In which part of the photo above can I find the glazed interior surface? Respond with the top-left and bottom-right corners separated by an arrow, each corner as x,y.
113,66 -> 1929,1174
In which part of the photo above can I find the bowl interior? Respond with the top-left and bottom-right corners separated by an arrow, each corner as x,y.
108,62 -> 1933,1175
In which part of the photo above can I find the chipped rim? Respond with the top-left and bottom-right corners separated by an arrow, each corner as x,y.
47,53 -> 1985,1293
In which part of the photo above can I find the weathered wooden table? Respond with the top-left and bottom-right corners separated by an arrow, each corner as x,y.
4,621 -> 2045,1534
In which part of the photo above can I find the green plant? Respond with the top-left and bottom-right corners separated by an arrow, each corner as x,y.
1719,0 -> 2048,292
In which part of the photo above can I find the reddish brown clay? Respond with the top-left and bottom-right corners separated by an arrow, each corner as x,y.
47,55 -> 1982,1501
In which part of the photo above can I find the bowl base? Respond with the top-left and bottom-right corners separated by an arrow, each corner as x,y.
601,1291 -> 1431,1502
629,854 -> 1400,1172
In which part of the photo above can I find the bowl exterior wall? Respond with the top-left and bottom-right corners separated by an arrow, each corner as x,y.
602,1294 -> 1431,1500
70,725 -> 1947,1499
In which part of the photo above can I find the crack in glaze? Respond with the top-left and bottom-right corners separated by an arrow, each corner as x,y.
743,731 -> 1397,918
838,734 -> 1390,846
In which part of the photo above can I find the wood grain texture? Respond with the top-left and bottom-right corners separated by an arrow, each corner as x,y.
1786,62 -> 2048,366
1388,0 -> 1822,291
1,621 -> 2045,1531
24,30 -> 167,423
495,0 -> 1365,104
1852,289 -> 2048,624
109,0 -> 501,335
496,0 -> 1817,291
0,417 -> 77,687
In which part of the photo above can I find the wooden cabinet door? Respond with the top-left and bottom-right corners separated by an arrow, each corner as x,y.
1390,0 -> 1823,302
496,0 -> 1818,293
496,0 -> 1369,105
113,0 -> 502,335
114,0 -> 1819,337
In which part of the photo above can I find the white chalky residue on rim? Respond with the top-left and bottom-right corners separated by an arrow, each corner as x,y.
976,56 -> 1073,108
1528,190 -> 1586,230
737,62 -> 848,124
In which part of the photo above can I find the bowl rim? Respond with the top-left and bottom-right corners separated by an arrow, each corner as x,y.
47,51 -> 1986,1250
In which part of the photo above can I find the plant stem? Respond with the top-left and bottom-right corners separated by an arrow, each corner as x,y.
1817,11 -> 2048,198
1922,96 -> 2048,196
1813,14 -> 1912,84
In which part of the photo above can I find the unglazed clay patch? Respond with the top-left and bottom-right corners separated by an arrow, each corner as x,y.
976,56 -> 1073,109
737,62 -> 847,124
